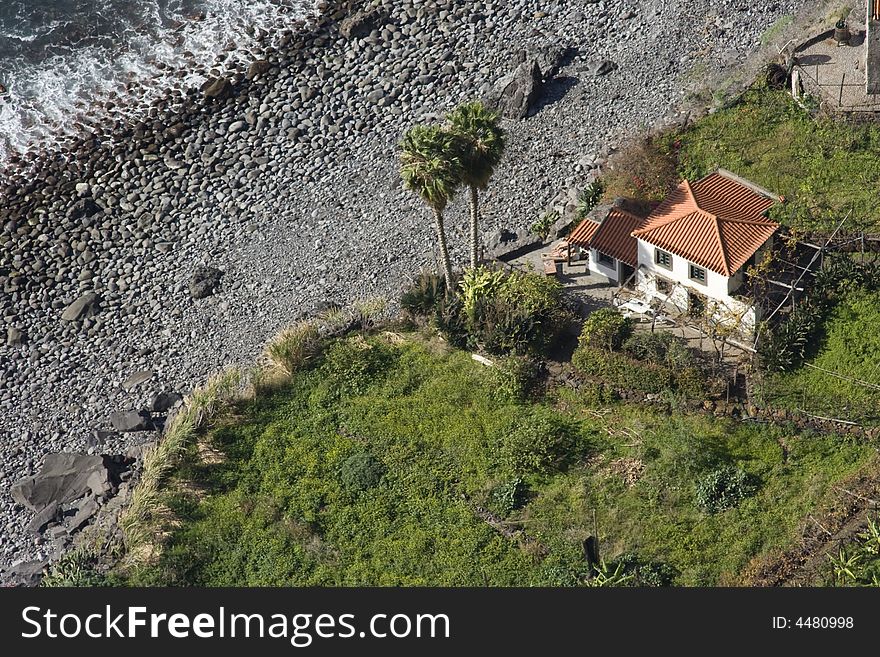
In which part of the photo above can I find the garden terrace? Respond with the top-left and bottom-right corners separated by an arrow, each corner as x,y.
112,332 -> 877,587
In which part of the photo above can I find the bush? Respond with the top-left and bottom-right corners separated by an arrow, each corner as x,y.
695,466 -> 757,513
579,381 -> 616,406
580,308 -> 632,352
576,180 -> 605,220
339,453 -> 384,495
530,210 -> 559,240
432,291 -> 469,348
622,331 -> 693,367
460,266 -> 505,324
488,355 -> 542,402
439,269 -> 568,356
41,549 -> 108,587
353,297 -> 387,330
320,338 -> 396,397
488,478 -> 528,516
265,321 -> 323,375
613,553 -> 678,587
572,344 -> 674,394
602,137 -> 679,202
501,408 -> 577,475
401,272 -> 446,318
759,299 -> 825,372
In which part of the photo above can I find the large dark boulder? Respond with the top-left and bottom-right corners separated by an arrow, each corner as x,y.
10,454 -> 112,513
339,8 -> 388,39
485,59 -> 544,120
151,391 -> 183,413
109,409 -> 153,433
189,266 -> 224,299
1,560 -> 46,587
66,198 -> 102,222
246,59 -> 271,80
60,291 -> 101,322
202,76 -> 233,100
532,44 -> 577,79
483,228 -> 543,260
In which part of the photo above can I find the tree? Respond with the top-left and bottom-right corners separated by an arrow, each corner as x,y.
446,102 -> 506,269
400,125 -> 464,285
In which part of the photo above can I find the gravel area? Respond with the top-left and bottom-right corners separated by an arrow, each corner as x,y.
0,0 -> 804,571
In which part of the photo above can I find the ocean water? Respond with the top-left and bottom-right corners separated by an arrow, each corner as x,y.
0,0 -> 312,166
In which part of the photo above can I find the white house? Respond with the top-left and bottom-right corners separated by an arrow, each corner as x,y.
568,205 -> 644,285
569,169 -> 782,336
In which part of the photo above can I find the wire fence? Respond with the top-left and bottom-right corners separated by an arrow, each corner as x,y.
794,63 -> 880,112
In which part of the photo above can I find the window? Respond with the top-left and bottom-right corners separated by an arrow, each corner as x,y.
656,277 -> 672,294
654,249 -> 673,270
689,263 -> 707,284
597,251 -> 615,267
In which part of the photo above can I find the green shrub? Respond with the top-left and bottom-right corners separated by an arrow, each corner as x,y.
580,308 -> 632,352
432,292 -> 469,348
530,210 -> 559,240
572,344 -> 673,393
695,466 -> 757,513
613,553 -> 679,587
501,408 -> 577,475
827,516 -> 880,587
41,550 -> 108,587
579,381 -> 615,406
460,266 -> 505,324
353,297 -> 387,330
266,321 -> 323,376
488,478 -> 528,516
576,180 -> 605,220
623,331 -> 694,368
759,299 -> 825,372
320,338 -> 396,397
401,272 -> 446,318
488,355 -> 542,402
439,269 -> 568,356
339,453 -> 385,495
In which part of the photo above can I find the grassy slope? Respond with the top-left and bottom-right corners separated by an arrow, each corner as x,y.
136,334 -> 875,586
763,289 -> 880,424
669,88 -> 880,232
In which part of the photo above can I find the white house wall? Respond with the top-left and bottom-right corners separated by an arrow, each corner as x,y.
588,248 -> 619,281
634,238 -> 757,336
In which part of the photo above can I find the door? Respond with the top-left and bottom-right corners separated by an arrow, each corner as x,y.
619,263 -> 636,289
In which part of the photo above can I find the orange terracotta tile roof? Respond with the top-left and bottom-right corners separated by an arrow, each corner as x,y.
589,207 -> 645,267
632,171 -> 780,276
567,217 -> 600,246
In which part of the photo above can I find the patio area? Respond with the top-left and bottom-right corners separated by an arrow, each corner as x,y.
792,3 -> 880,112
500,239 -> 752,365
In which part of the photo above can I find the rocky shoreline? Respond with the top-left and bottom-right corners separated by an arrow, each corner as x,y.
1,0 -> 802,574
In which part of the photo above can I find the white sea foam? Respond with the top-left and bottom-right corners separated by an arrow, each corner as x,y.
0,0 -> 316,167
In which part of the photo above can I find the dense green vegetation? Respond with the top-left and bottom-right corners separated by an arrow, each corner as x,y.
126,333 -> 875,587
603,86 -> 880,232
760,288 -> 880,425
668,87 -> 880,232
826,516 -> 880,587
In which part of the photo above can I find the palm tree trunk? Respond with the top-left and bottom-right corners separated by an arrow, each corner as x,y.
433,207 -> 454,286
468,185 -> 480,269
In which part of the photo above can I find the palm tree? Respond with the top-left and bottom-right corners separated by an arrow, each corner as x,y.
446,102 -> 506,269
400,124 -> 463,286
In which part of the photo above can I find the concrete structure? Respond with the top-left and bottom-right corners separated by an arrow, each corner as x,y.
792,1 -> 880,111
